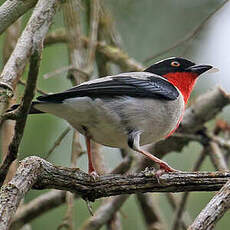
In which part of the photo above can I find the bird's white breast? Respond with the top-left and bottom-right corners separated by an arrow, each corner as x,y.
34,93 -> 184,148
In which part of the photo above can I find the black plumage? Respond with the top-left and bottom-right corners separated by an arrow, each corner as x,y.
37,75 -> 179,103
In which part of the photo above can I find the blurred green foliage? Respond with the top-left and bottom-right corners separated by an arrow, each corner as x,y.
0,0 -> 229,229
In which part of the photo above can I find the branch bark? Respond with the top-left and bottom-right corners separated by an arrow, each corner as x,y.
0,155 -> 230,230
0,0 -> 58,186
0,48 -> 41,187
10,154 -> 131,229
11,190 -> 66,230
0,0 -> 37,35
24,158 -> 230,198
188,179 -> 230,230
0,0 -> 58,104
0,157 -> 42,230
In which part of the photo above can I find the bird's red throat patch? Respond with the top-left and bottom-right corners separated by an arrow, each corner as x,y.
163,72 -> 198,104
163,72 -> 198,138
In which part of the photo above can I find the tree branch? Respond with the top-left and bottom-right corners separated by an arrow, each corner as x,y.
0,85 -> 229,228
188,179 -> 230,230
0,0 -> 38,35
44,30 -> 144,72
0,0 -> 58,187
10,154 -> 131,228
0,155 -> 230,230
34,159 -> 230,198
0,0 -> 58,100
1,18 -> 21,185
11,190 -> 66,230
0,48 -> 41,187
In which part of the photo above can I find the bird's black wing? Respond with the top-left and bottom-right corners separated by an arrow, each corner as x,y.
37,75 -> 179,102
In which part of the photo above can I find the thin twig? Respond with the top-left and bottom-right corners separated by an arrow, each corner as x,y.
210,134 -> 230,149
43,65 -> 89,80
144,0 -> 229,63
58,131 -> 83,229
45,126 -> 72,159
166,194 -> 189,230
91,141 -> 106,175
18,79 -> 47,95
110,155 -> 133,175
98,2 -> 122,48
80,195 -> 129,230
0,0 -> 58,94
63,0 -> 86,84
0,47 -> 42,186
106,212 -> 122,230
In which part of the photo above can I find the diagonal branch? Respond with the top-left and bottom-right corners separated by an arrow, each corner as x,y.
0,48 -> 41,187
0,0 -> 38,35
0,0 -> 58,100
188,179 -> 230,230
44,30 -> 144,72
0,0 -> 58,187
144,0 -> 229,63
11,190 -> 66,230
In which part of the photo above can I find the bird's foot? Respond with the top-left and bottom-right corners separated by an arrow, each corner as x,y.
89,170 -> 99,181
155,163 -> 181,184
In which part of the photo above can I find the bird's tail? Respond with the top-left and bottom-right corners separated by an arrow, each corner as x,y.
7,101 -> 45,114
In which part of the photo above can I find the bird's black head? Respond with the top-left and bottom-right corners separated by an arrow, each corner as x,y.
144,57 -> 212,76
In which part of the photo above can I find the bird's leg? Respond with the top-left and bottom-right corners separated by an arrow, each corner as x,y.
128,131 -> 179,172
85,136 -> 98,177
136,148 -> 178,172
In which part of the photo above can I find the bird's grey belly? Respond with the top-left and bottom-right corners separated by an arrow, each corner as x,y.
34,96 -> 184,148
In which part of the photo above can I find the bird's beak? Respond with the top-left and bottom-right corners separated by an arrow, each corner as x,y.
186,65 -> 213,75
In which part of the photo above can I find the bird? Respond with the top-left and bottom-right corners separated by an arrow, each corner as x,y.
9,57 -> 213,176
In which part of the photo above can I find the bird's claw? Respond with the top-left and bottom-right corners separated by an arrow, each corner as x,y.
89,171 -> 99,181
155,163 -> 181,184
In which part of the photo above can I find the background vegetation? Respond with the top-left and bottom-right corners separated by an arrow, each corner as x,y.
0,0 -> 230,229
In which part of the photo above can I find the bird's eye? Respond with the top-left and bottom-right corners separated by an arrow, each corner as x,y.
171,61 -> 180,67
